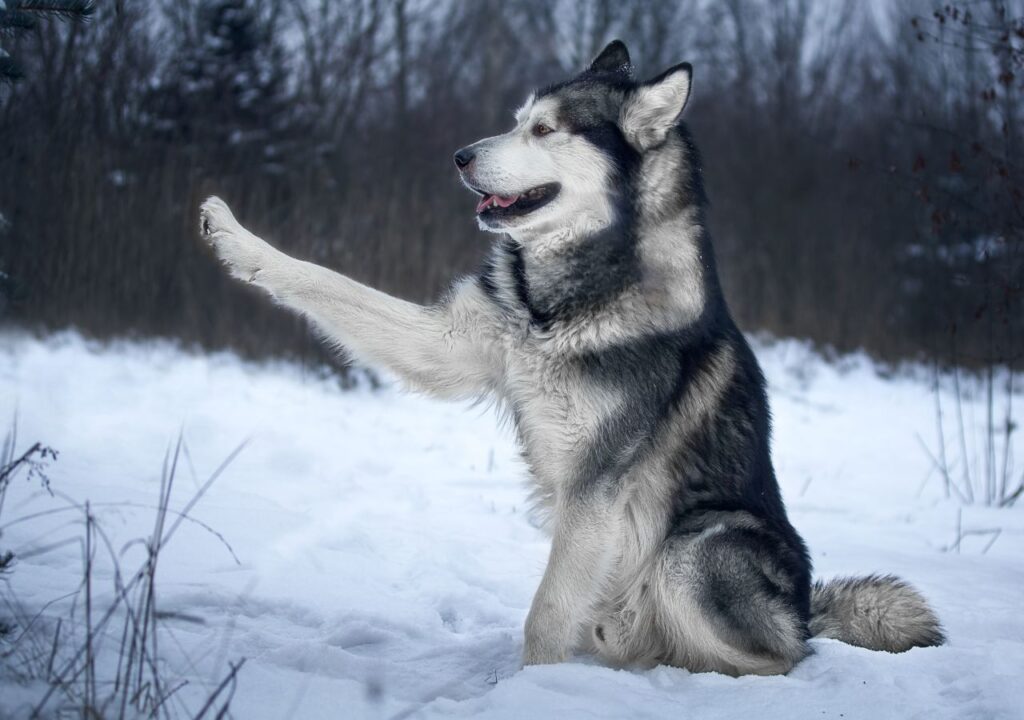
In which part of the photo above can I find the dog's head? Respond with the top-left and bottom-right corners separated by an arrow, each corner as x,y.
454,41 -> 693,240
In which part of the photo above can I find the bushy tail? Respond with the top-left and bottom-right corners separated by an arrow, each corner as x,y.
809,575 -> 945,653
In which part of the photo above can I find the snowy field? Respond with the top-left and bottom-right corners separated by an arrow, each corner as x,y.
1,331 -> 1022,719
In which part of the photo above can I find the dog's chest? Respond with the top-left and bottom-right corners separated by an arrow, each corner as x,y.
501,339 -> 619,497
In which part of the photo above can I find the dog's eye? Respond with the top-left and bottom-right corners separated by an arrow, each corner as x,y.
532,123 -> 553,137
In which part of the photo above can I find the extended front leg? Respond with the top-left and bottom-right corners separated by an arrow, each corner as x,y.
198,196 -> 501,399
523,494 -> 615,666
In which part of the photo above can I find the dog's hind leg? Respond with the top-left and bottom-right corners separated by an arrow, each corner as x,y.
589,574 -> 664,667
594,523 -> 810,676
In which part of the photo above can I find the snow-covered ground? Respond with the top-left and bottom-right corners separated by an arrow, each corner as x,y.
0,331 -> 1022,719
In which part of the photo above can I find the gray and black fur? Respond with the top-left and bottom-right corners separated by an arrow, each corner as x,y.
463,40 -> 943,672
198,39 -> 944,675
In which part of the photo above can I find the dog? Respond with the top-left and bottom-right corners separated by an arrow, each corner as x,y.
198,40 -> 944,675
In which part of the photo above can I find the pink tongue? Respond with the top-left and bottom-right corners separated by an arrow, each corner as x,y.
476,194 -> 520,212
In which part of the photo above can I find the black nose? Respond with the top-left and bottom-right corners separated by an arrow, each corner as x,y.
453,148 -> 475,169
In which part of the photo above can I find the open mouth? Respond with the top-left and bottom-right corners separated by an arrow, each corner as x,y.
472,183 -> 560,219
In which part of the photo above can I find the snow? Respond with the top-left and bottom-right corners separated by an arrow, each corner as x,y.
1,331 -> 1022,719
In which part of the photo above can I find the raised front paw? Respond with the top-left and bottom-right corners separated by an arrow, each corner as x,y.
199,196 -> 239,239
198,196 -> 270,283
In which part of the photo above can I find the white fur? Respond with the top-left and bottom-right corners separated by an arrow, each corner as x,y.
460,96 -> 616,241
199,197 -> 503,400
621,66 -> 692,150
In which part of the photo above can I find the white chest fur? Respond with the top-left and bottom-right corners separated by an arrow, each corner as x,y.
499,334 -> 624,519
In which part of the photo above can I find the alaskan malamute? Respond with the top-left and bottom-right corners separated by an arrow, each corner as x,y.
199,40 -> 943,674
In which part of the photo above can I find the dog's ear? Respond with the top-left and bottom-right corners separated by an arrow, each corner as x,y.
589,40 -> 632,77
620,63 -> 692,150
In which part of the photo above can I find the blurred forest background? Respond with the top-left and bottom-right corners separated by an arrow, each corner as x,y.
0,0 -> 1021,372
